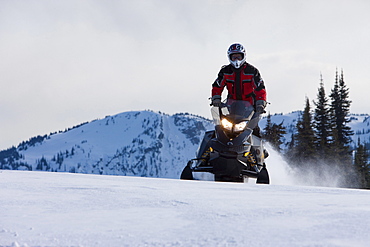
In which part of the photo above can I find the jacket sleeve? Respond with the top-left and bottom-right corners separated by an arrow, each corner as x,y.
211,68 -> 226,97
254,69 -> 267,102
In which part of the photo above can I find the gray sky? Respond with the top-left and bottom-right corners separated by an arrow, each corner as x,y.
1,0 -> 370,150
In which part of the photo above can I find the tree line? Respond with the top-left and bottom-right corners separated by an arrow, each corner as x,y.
262,69 -> 370,189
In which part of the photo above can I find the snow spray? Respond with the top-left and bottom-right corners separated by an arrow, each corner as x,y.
265,143 -> 350,188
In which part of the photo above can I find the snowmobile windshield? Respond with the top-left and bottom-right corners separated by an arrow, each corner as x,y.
211,99 -> 254,125
225,99 -> 254,123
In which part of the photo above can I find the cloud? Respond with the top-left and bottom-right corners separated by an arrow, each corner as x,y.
1,0 -> 370,149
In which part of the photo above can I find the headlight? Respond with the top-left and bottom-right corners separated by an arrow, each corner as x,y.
221,118 -> 233,131
234,121 -> 247,132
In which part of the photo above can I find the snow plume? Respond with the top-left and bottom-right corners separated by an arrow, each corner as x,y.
265,142 -> 355,188
264,143 -> 295,186
289,161 -> 357,188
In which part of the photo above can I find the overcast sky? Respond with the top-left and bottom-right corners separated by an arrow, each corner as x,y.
1,0 -> 370,150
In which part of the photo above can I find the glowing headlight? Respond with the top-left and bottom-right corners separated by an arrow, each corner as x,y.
221,118 -> 233,131
234,121 -> 247,132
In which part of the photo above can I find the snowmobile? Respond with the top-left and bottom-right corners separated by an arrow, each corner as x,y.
180,99 -> 270,183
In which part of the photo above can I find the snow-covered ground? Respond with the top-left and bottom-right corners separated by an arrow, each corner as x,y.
1,169 -> 370,247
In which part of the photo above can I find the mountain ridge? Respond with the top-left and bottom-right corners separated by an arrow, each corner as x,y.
0,110 -> 213,178
1,109 -> 369,179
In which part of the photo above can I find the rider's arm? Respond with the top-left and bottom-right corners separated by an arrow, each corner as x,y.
211,67 -> 227,98
253,69 -> 266,102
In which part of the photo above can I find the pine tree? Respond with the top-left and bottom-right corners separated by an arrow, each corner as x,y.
263,113 -> 274,141
329,69 -> 353,160
338,70 -> 354,145
327,69 -> 357,187
354,139 -> 370,189
262,113 -> 286,151
292,97 -> 316,165
313,73 -> 332,156
271,122 -> 286,151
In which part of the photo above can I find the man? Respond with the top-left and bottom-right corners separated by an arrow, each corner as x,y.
211,43 -> 267,136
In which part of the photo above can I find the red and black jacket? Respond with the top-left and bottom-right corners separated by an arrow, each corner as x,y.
211,62 -> 266,105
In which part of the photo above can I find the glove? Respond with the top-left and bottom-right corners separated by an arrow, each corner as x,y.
256,100 -> 267,113
211,95 -> 222,107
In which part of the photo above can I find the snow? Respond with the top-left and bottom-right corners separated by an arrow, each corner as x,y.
2,110 -> 370,246
1,170 -> 370,247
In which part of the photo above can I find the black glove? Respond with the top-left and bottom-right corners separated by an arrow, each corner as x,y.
211,95 -> 222,107
256,100 -> 267,113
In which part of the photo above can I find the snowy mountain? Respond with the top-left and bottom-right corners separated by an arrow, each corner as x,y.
1,170 -> 370,247
1,109 -> 369,180
0,111 -> 213,178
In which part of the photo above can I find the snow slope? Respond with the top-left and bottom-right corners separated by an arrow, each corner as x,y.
1,170 -> 370,247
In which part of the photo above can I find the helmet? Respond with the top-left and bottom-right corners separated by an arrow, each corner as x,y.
227,43 -> 246,69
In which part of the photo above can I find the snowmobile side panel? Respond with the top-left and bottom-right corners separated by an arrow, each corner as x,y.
196,130 -> 215,159
251,135 -> 265,165
240,169 -> 259,179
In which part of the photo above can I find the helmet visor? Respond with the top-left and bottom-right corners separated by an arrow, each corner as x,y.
230,53 -> 244,61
